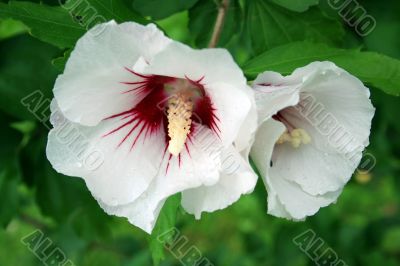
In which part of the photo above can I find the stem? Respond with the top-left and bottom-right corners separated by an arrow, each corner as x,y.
208,0 -> 230,48
19,213 -> 49,231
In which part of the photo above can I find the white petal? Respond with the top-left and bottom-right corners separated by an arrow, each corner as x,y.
97,195 -> 165,234
250,119 -> 291,217
54,21 -> 171,126
298,63 -> 375,152
251,119 -> 286,178
252,72 -> 300,124
205,82 -> 253,148
234,86 -> 258,156
250,119 -> 342,219
95,126 -> 223,233
140,41 -> 246,88
290,61 -> 338,82
181,145 -> 258,219
253,71 -> 286,85
267,174 -> 342,220
271,140 -> 363,195
46,100 -> 165,206
250,119 -> 286,215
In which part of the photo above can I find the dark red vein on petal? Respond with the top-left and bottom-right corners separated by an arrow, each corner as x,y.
117,120 -> 142,147
102,117 -> 137,138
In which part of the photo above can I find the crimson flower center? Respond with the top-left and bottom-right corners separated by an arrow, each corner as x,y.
103,69 -> 220,160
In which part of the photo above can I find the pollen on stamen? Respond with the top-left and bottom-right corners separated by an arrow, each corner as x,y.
276,128 -> 311,148
167,94 -> 193,156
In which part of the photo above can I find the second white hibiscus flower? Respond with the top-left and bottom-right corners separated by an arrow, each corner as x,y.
251,62 -> 375,220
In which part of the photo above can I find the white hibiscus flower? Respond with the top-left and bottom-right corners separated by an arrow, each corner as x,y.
46,21 -> 258,233
250,61 -> 375,220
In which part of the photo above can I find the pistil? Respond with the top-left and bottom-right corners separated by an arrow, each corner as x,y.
167,94 -> 193,156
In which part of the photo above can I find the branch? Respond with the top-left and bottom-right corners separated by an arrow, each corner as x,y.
208,0 -> 230,48
19,213 -> 49,231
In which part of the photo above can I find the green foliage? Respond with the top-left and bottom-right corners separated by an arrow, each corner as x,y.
132,0 -> 199,20
0,34 -> 60,119
65,0 -> 147,24
243,41 -> 400,96
0,0 -> 146,49
270,0 -> 319,12
382,227 -> 400,253
0,114 -> 22,227
156,11 -> 190,44
52,49 -> 72,72
362,0 -> 400,59
0,1 -> 86,48
0,18 -> 27,40
149,194 -> 181,266
82,249 -> 122,266
243,0 -> 344,55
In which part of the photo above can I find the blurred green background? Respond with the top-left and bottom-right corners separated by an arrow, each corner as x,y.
0,0 -> 400,265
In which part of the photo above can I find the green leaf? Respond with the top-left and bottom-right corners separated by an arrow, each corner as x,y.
82,249 -> 121,266
11,120 -> 37,147
52,49 -> 72,72
382,227 -> 400,253
0,114 -> 23,227
0,18 -> 28,40
269,0 -> 319,12
66,0 -> 147,24
362,0 -> 400,59
157,11 -> 190,44
0,0 -> 147,49
0,34 -> 60,120
149,194 -> 181,266
189,0 -> 241,48
0,1 -> 86,49
243,41 -> 400,96
244,0 -> 344,55
0,161 -> 20,227
132,0 -> 199,20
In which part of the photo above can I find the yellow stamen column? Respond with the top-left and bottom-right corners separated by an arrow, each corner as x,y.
167,94 -> 193,156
